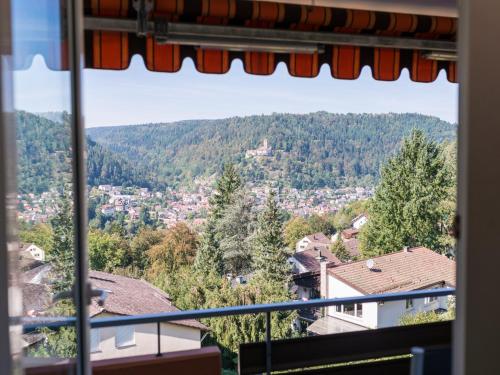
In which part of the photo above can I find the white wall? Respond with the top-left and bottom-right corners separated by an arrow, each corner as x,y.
296,238 -> 310,252
327,275 -> 451,329
90,321 -> 202,361
326,275 -> 378,329
352,216 -> 367,230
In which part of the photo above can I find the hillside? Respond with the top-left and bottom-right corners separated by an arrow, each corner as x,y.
17,111 -> 153,194
87,112 -> 456,190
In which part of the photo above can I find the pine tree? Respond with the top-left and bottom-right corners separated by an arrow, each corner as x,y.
210,163 -> 242,220
194,217 -> 224,276
360,130 -> 451,257
217,191 -> 256,275
49,197 -> 74,293
252,191 -> 290,283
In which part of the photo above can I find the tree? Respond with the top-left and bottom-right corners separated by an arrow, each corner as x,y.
195,217 -> 223,276
88,230 -> 128,272
332,200 -> 368,232
307,214 -> 335,236
331,239 -> 351,262
19,223 -> 54,255
217,191 -> 256,275
128,228 -> 164,273
49,198 -> 74,293
252,191 -> 290,283
210,163 -> 242,220
283,217 -> 312,250
147,223 -> 198,284
360,130 -> 452,257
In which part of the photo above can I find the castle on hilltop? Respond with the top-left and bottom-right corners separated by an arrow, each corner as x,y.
245,139 -> 272,158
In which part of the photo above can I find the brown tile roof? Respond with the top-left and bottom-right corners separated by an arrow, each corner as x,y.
294,245 -> 341,273
341,228 -> 359,240
328,247 -> 455,295
305,232 -> 331,244
89,271 -> 208,331
344,238 -> 361,258
23,283 -> 50,316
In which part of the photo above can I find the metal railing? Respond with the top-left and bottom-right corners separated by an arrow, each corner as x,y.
21,287 -> 455,375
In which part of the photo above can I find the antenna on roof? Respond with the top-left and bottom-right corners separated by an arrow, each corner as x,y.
366,259 -> 375,270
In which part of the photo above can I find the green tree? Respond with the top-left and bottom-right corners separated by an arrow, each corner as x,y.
307,214 -> 335,236
88,230 -> 128,272
49,198 -> 74,293
19,223 -> 54,255
331,239 -> 351,262
195,217 -> 223,276
360,130 -> 452,257
210,163 -> 242,220
217,191 -> 256,275
252,191 -> 290,283
283,217 -> 312,249
128,228 -> 164,273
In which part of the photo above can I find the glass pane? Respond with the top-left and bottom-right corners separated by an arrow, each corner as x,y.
11,0 -> 78,370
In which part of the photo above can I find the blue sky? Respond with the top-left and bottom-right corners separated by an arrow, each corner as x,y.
14,55 -> 458,128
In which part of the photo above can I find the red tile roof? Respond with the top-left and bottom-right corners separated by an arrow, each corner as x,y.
341,228 -> 360,240
89,271 -> 208,331
344,238 -> 361,258
328,247 -> 455,295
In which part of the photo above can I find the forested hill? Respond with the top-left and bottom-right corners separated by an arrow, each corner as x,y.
87,112 -> 456,190
17,111 -> 154,194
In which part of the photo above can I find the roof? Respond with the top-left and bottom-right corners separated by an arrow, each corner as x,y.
23,283 -> 50,316
328,247 -> 455,295
88,271 -> 208,331
307,316 -> 368,335
341,228 -> 359,239
304,232 -> 331,245
344,238 -> 361,258
294,245 -> 341,273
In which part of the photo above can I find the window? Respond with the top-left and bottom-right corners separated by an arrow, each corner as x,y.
356,303 -> 363,318
335,305 -> 342,313
344,304 -> 355,316
425,296 -> 438,304
406,299 -> 414,309
115,326 -> 135,348
90,329 -> 100,353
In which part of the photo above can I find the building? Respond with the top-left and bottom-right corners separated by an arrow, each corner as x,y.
308,247 -> 455,335
295,232 -> 331,253
351,214 -> 368,230
88,271 -> 209,360
245,139 -> 272,158
20,243 -> 45,262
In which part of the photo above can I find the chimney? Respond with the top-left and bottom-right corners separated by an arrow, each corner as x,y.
320,260 -> 328,299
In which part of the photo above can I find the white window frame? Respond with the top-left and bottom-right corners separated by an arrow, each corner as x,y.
115,326 -> 136,348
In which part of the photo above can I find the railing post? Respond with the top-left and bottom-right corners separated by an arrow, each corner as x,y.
157,321 -> 161,357
266,311 -> 271,375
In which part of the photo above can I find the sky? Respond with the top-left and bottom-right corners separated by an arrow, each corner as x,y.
14,55 -> 458,128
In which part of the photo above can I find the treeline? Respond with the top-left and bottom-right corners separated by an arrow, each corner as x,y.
88,112 -> 456,190
16,111 -> 154,194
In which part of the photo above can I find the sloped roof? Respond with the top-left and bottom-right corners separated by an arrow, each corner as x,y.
344,238 -> 361,258
23,283 -> 51,315
305,232 -> 331,244
89,271 -> 208,331
294,245 -> 341,273
328,247 -> 455,294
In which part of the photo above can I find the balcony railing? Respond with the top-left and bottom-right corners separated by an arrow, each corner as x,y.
21,288 -> 455,375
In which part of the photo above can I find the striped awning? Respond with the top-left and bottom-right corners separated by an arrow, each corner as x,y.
21,0 -> 459,83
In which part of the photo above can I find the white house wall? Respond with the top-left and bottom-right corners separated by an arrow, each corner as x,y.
326,275 -> 378,329
90,322 -> 201,361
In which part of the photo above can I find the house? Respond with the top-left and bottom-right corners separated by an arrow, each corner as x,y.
20,243 -> 45,261
295,232 -> 331,252
307,247 -> 455,335
351,214 -> 368,230
100,205 -> 115,216
245,139 -> 272,158
290,243 -> 341,300
88,271 -> 209,360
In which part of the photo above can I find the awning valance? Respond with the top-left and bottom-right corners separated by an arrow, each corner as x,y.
19,0 -> 459,83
